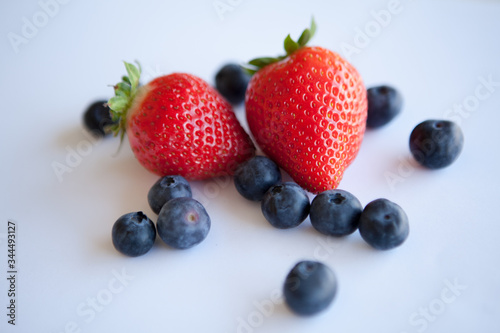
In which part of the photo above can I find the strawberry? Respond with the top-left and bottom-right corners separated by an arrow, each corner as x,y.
108,62 -> 255,180
244,19 -> 367,193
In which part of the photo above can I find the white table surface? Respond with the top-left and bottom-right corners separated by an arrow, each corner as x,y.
1,0 -> 500,332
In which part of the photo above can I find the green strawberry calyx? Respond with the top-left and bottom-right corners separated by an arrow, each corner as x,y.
244,17 -> 317,75
107,61 -> 142,143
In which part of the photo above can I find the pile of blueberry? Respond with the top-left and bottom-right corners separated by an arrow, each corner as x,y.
83,65 -> 465,317
234,155 -> 410,250
112,175 -> 211,256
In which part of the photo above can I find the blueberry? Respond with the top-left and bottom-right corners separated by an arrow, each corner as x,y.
157,197 -> 210,249
358,199 -> 409,250
234,156 -> 282,201
111,212 -> 156,257
215,63 -> 250,105
261,182 -> 310,229
366,85 -> 403,128
148,175 -> 192,215
284,261 -> 337,316
83,100 -> 115,137
409,120 -> 464,169
310,189 -> 362,236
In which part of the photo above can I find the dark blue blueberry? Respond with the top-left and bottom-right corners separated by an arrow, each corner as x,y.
157,197 -> 210,249
261,182 -> 310,229
234,156 -> 282,201
366,85 -> 403,128
310,189 -> 362,236
358,199 -> 409,250
284,261 -> 337,316
215,63 -> 250,105
409,120 -> 464,169
148,175 -> 192,214
112,212 -> 156,257
83,100 -> 115,137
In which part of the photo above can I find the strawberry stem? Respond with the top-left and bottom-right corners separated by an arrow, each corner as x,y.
243,17 -> 316,75
108,61 -> 142,145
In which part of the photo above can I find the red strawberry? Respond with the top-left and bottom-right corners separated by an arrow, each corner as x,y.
108,62 -> 255,180
245,19 -> 367,193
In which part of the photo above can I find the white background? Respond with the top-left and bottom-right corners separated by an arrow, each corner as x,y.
1,0 -> 500,332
